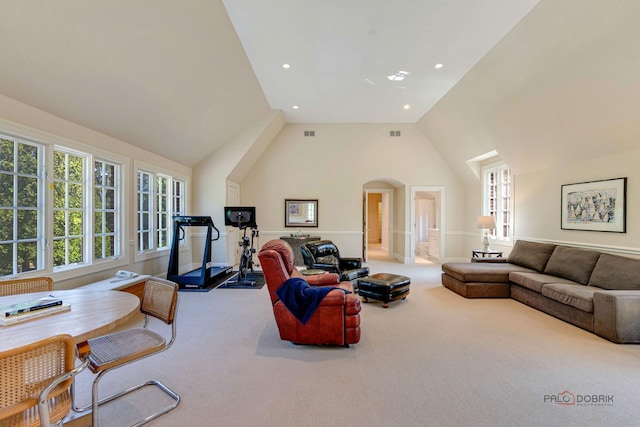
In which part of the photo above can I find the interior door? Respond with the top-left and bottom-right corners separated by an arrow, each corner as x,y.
362,192 -> 368,261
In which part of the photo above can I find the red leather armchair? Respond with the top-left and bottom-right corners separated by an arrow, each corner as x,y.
258,239 -> 361,346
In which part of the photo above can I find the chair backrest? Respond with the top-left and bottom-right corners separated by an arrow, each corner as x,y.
0,277 -> 54,296
141,278 -> 179,325
0,334 -> 75,424
258,240 -> 297,304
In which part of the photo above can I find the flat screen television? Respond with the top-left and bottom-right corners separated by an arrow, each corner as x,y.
224,206 -> 257,229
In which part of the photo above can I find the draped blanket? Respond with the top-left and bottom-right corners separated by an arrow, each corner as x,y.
275,278 -> 349,324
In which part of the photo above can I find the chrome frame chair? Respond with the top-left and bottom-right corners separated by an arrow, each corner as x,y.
73,278 -> 180,427
0,334 -> 90,427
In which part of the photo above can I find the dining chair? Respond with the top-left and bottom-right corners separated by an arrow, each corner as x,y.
0,334 -> 90,427
0,277 -> 54,296
73,278 -> 180,427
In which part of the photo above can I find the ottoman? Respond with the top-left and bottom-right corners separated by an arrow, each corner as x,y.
358,273 -> 410,308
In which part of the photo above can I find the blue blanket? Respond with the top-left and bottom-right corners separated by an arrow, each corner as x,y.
275,278 -> 349,324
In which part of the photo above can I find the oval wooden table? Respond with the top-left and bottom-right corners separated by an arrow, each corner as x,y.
0,289 -> 140,352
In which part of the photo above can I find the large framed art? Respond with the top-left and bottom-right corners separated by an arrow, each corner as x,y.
561,177 -> 627,233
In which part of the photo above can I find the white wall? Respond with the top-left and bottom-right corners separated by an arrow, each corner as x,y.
240,123 -> 465,261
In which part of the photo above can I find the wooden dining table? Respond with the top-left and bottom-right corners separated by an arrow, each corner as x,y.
0,288 -> 140,352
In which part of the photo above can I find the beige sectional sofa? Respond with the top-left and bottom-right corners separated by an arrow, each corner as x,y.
441,240 -> 640,343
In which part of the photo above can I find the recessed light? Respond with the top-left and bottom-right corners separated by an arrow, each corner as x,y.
403,104 -> 411,110
292,105 -> 299,109
435,63 -> 443,69
387,70 -> 411,81
282,63 -> 291,69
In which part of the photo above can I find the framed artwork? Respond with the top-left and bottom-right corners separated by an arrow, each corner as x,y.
285,199 -> 318,227
561,177 -> 627,233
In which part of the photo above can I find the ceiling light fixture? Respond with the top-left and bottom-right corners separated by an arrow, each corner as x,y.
403,104 -> 411,110
282,63 -> 291,69
435,63 -> 443,69
387,70 -> 410,81
292,105 -> 299,109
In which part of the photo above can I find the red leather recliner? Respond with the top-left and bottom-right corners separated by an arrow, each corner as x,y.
258,239 -> 361,346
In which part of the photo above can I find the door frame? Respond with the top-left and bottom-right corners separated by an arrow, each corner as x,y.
409,185 -> 445,264
363,188 -> 393,261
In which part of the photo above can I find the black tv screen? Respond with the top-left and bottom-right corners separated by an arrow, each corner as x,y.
224,206 -> 257,228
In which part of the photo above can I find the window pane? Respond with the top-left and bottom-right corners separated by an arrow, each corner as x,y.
68,211 -> 83,236
0,139 -> 14,172
17,143 -> 38,175
0,243 -> 12,276
105,235 -> 114,257
105,164 -> 115,187
94,162 -> 103,185
53,211 -> 66,237
0,173 -> 13,206
95,212 -> 103,232
53,240 -> 65,266
0,210 -> 13,241
17,176 -> 38,207
68,155 -> 83,182
94,187 -> 103,209
17,241 -> 37,273
68,183 -> 83,208
69,238 -> 83,263
54,151 -> 66,179
105,189 -> 114,209
105,212 -> 114,233
54,182 -> 66,208
17,209 -> 37,240
94,236 -> 103,258
142,194 -> 149,211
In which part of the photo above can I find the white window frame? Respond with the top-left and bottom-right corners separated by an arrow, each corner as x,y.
0,119 -> 128,281
482,162 -> 513,243
134,161 -> 189,262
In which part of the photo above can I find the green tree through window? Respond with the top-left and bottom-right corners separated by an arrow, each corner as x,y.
0,137 -> 42,276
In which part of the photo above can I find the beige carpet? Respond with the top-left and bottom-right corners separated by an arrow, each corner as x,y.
71,258 -> 640,427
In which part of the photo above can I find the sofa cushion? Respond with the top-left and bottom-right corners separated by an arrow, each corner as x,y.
507,240 -> 556,272
442,262 -> 533,283
588,253 -> 640,290
541,283 -> 598,313
509,272 -> 579,294
544,246 -> 601,285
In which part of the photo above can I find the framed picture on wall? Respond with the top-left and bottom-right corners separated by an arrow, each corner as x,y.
561,177 -> 627,232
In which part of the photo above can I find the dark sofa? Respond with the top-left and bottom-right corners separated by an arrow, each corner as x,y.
441,240 -> 640,343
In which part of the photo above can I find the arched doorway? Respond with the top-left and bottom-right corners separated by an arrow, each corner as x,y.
363,179 -> 400,262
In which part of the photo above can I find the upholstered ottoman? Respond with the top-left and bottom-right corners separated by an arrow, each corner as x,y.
358,273 -> 410,308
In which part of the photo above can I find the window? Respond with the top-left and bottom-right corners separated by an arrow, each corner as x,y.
53,150 -> 86,267
94,160 -> 119,260
483,164 -> 512,241
137,171 -> 153,252
136,169 -> 186,254
0,129 -> 125,279
0,137 -> 44,276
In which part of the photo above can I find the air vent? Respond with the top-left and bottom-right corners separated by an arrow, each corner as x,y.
390,130 -> 401,137
304,130 -> 315,137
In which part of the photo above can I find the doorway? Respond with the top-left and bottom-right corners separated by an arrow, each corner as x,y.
364,189 -> 392,261
410,186 -> 444,264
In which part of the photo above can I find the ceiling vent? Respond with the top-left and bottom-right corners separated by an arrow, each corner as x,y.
304,130 -> 315,137
390,130 -> 401,137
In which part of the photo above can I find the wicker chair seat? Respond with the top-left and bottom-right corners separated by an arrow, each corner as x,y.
87,329 -> 166,373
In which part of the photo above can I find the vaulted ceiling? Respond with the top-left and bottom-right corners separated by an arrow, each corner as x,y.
0,0 -> 540,167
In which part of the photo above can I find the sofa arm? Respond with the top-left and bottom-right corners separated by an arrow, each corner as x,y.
593,290 -> 640,343
305,272 -> 340,286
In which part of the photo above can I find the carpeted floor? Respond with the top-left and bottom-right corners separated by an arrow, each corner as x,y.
69,258 -> 640,427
